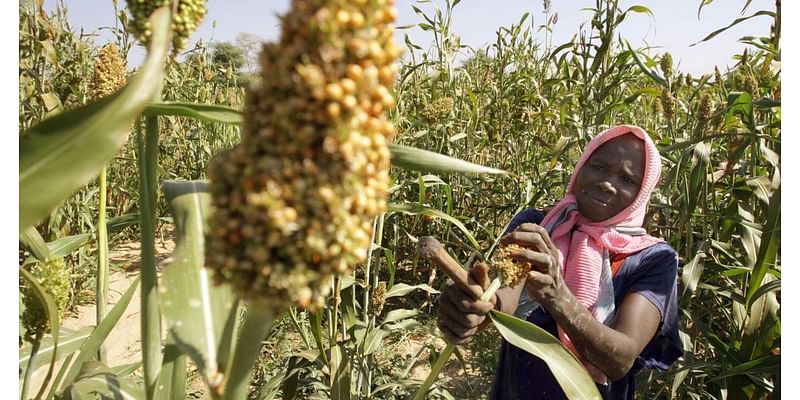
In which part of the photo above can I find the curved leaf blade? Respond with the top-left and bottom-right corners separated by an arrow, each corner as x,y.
65,361 -> 145,400
19,326 -> 93,377
19,7 -> 172,232
59,277 -> 141,394
388,202 -> 481,251
690,10 -> 775,46
389,143 -> 508,175
489,310 -> 602,400
144,102 -> 243,125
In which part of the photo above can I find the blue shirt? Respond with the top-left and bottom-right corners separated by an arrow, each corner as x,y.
490,209 -> 683,400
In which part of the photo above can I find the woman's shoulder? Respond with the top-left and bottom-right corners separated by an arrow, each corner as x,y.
505,208 -> 547,234
616,241 -> 679,285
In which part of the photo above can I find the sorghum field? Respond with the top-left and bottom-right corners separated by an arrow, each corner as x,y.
19,0 -> 780,399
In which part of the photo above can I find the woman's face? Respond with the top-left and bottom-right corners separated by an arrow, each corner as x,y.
573,134 -> 646,222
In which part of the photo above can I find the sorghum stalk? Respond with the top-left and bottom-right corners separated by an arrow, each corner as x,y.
90,43 -> 127,362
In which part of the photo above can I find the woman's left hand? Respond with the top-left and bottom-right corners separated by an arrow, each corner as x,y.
500,223 -> 564,304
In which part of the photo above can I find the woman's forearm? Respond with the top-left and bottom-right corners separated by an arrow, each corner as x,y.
539,283 -> 641,381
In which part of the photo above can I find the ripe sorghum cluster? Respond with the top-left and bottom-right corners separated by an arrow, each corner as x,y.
22,258 -> 71,344
653,97 -> 664,117
660,53 -> 673,79
91,44 -> 127,99
422,97 -> 454,123
661,88 -> 676,120
205,0 -> 401,311
489,244 -> 530,288
125,0 -> 207,53
698,93 -> 713,120
371,281 -> 387,315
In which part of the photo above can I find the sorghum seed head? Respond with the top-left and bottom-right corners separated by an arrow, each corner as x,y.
422,97 -> 454,123
125,0 -> 207,55
489,244 -> 530,288
90,43 -> 127,99
660,53 -> 673,79
698,93 -> 713,120
21,258 -> 71,345
371,281 -> 387,315
661,88 -> 676,120
205,0 -> 399,312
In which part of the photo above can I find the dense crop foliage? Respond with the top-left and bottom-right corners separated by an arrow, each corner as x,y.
19,0 -> 779,399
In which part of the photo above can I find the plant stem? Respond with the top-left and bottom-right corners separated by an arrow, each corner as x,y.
222,300 -> 276,400
96,166 -> 109,362
411,277 -> 501,400
138,117 -> 162,398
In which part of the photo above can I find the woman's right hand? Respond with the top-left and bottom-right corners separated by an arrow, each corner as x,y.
436,263 -> 496,344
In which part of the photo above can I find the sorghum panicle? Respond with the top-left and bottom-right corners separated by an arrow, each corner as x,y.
489,244 -> 530,288
371,281 -> 387,315
206,0 -> 401,311
90,43 -> 127,99
660,53 -> 673,79
698,93 -> 713,120
661,88 -> 676,120
21,258 -> 71,344
422,97 -> 454,123
125,0 -> 207,54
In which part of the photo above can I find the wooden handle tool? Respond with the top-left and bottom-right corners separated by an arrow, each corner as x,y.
417,236 -> 486,301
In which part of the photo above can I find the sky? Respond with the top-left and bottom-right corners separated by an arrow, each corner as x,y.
44,0 -> 777,76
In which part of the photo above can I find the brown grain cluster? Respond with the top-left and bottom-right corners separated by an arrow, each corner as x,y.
90,44 -> 127,99
489,244 -> 530,288
126,0 -> 207,53
205,0 -> 401,311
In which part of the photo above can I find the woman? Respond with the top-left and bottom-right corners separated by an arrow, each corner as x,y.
436,125 -> 683,399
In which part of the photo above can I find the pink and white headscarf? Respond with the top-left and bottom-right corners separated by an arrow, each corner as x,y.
539,124 -> 663,383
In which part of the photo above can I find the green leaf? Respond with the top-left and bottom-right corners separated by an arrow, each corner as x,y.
383,309 -> 420,324
19,326 -> 93,378
160,180 -> 237,388
59,277 -> 141,394
624,40 -> 667,87
222,301 -> 276,400
389,143 -> 508,175
47,234 -> 92,258
330,345 -> 352,400
65,361 -> 145,400
709,354 -> 780,381
388,203 -> 481,251
727,92 -> 754,128
154,343 -> 188,400
20,227 -> 51,261
384,283 -> 440,298
691,10 -> 775,46
489,310 -> 602,399
680,241 -> 710,306
107,213 -> 141,234
362,328 -> 386,356
746,185 -> 780,308
19,7 -> 172,232
144,102 -> 243,125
